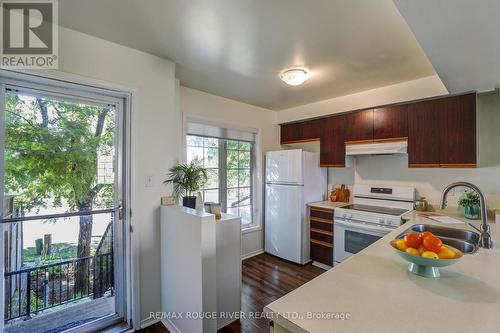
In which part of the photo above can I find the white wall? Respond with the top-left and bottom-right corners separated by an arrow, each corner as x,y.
327,91 -> 500,210
56,27 -> 179,324
277,75 -> 447,123
179,86 -> 279,257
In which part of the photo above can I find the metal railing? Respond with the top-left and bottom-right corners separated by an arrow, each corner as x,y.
4,245 -> 114,322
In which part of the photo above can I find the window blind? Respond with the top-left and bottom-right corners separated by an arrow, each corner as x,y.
186,119 -> 256,143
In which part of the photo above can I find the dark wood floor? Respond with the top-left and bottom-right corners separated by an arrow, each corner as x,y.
137,253 -> 325,333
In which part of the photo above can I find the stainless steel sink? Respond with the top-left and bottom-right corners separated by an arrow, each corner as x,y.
397,224 -> 480,254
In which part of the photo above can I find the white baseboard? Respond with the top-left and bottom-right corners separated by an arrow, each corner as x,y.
139,317 -> 160,329
241,249 -> 264,260
161,318 -> 181,333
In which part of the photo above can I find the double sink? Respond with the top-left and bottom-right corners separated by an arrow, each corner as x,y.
398,224 -> 480,254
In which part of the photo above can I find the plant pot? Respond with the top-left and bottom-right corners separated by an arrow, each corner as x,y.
182,196 -> 197,209
463,204 -> 480,220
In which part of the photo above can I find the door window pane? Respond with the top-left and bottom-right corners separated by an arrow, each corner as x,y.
3,89 -> 119,331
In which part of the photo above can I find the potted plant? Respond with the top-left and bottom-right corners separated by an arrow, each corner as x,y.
164,159 -> 208,209
458,190 -> 480,220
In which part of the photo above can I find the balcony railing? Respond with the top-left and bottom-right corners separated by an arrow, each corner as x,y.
4,252 -> 113,323
3,222 -> 114,323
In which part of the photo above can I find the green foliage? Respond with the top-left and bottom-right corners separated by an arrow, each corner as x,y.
4,92 -> 115,213
458,190 -> 480,208
164,159 -> 208,199
23,242 -> 77,263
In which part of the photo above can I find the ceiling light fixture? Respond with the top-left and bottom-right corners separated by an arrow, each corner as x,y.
280,68 -> 310,86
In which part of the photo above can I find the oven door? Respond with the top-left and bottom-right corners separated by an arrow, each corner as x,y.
334,218 -> 393,263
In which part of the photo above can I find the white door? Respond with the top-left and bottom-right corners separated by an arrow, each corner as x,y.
265,184 -> 303,263
265,150 -> 303,185
0,79 -> 130,333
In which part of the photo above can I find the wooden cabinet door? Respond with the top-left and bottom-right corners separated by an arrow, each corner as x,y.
280,122 -> 302,144
320,115 -> 346,167
438,93 -> 476,167
408,100 -> 440,167
302,118 -> 323,141
280,119 -> 322,144
373,105 -> 408,141
344,109 -> 374,143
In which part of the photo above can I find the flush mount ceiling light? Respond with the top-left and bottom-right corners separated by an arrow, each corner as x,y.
280,68 -> 310,86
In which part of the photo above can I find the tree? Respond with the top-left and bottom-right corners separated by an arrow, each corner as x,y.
4,92 -> 115,293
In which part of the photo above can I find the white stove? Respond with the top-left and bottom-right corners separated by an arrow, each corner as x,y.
334,184 -> 415,263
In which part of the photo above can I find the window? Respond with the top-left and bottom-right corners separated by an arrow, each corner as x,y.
186,135 -> 254,227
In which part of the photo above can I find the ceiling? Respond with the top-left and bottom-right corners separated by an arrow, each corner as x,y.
394,0 -> 500,94
59,0 -> 436,110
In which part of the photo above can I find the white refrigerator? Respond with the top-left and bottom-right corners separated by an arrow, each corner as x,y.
265,149 -> 326,264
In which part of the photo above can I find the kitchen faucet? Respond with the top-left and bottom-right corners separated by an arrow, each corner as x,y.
440,182 -> 493,249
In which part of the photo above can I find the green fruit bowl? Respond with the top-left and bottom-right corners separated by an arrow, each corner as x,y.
390,240 -> 463,278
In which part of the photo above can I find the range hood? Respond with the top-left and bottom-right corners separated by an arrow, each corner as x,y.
345,140 -> 407,156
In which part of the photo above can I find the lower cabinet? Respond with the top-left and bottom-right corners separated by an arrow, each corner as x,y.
309,207 -> 334,266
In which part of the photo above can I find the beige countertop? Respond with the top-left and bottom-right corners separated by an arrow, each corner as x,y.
264,210 -> 500,333
308,201 -> 351,210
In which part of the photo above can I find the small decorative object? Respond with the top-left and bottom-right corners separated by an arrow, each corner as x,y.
163,159 -> 208,209
414,197 -> 428,212
195,191 -> 204,212
161,196 -> 176,206
330,184 -> 350,202
458,190 -> 480,220
210,203 -> 222,220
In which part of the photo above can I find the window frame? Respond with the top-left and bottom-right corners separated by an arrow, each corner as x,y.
185,133 -> 260,232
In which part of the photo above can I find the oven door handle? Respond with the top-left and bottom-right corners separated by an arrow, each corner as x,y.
335,218 -> 395,233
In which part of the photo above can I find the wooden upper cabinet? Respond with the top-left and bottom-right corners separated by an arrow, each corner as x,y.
320,115 -> 346,167
280,119 -> 322,144
344,110 -> 374,143
280,122 -> 302,144
373,105 -> 408,141
408,100 -> 440,167
281,93 -> 476,168
438,93 -> 476,167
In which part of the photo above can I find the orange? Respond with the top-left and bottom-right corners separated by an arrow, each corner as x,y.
395,239 -> 407,252
438,246 -> 455,259
405,248 -> 420,256
422,251 -> 439,259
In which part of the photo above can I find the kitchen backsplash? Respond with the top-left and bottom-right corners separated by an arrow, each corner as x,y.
328,154 -> 500,209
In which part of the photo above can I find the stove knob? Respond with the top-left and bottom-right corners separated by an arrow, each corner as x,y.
378,218 -> 385,224
342,213 -> 347,219
347,214 -> 352,220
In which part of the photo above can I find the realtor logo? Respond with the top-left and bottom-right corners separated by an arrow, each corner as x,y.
1,0 -> 58,68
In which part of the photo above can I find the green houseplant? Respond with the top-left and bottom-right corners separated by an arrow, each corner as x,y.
458,190 -> 480,220
164,159 -> 208,209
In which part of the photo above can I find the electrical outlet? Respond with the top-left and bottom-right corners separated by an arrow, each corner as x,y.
145,175 -> 154,188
